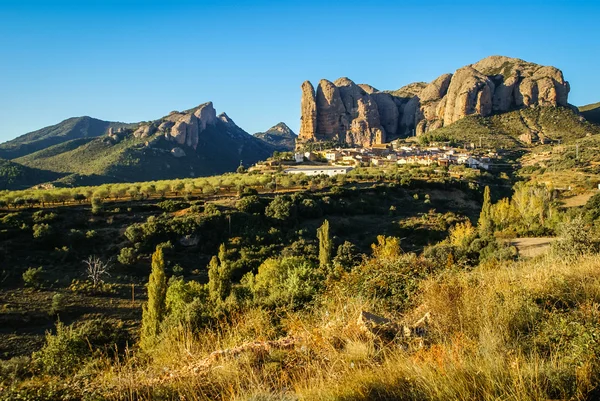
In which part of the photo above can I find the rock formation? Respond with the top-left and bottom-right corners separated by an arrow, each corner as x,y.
297,56 -> 571,146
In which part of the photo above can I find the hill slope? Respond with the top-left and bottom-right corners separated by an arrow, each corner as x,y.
14,103 -> 274,185
579,102 -> 600,125
253,122 -> 296,151
0,158 -> 62,190
0,116 -> 134,159
419,106 -> 600,148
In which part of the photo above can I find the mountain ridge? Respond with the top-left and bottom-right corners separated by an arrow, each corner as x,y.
253,122 -> 297,151
3,102 -> 274,188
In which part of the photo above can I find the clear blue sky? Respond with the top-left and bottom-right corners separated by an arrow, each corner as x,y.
0,0 -> 599,142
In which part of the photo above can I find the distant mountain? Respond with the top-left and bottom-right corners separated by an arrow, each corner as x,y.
0,116 -> 135,159
579,102 -> 600,125
11,102 -> 274,186
253,122 -> 296,151
0,158 -> 62,190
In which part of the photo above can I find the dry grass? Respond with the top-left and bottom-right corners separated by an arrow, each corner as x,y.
83,253 -> 600,400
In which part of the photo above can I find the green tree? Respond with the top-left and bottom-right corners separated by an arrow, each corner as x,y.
317,219 -> 333,270
140,245 -> 168,351
478,186 -> 493,237
265,195 -> 296,222
208,244 -> 232,304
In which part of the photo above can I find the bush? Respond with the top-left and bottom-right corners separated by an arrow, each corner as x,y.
68,279 -> 117,295
245,256 -> 321,308
552,215 -> 598,258
50,293 -> 65,316
265,195 -> 297,223
236,195 -> 264,214
32,210 -> 57,223
33,318 -> 129,376
118,247 -> 138,265
32,223 -> 52,239
23,267 -> 44,288
91,197 -> 103,214
157,200 -> 189,212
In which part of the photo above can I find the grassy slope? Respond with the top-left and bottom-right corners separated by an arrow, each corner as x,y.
0,158 -> 62,190
0,117 -> 134,160
93,252 -> 600,400
420,106 -> 600,148
579,102 -> 600,125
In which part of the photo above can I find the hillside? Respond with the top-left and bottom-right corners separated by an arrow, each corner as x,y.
253,122 -> 297,151
13,104 -> 274,185
0,116 -> 134,159
580,102 -> 600,125
418,106 -> 600,148
0,158 -> 62,190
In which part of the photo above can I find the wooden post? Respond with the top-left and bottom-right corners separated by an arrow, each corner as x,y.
131,283 -> 135,305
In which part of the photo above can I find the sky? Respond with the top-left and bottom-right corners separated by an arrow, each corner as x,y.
0,0 -> 599,142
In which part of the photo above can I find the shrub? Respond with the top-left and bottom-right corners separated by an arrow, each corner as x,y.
32,210 -> 57,223
164,277 -> 209,328
552,215 -> 598,258
157,200 -> 189,213
265,195 -> 297,223
32,223 -> 52,240
68,279 -> 118,295
91,197 -> 103,214
246,256 -> 321,308
23,267 -> 43,288
50,293 -> 65,316
33,318 -> 129,376
118,247 -> 138,265
236,195 -> 264,214
204,203 -> 221,216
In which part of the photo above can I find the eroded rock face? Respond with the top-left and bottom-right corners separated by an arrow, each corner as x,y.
298,78 -> 390,147
442,66 -> 495,125
298,81 -> 317,143
315,79 -> 347,137
298,56 -> 570,145
164,102 -> 217,149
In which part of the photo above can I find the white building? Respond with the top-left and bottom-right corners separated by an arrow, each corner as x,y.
283,166 -> 354,177
294,152 -> 304,163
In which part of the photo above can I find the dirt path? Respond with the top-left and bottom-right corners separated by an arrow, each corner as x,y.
510,237 -> 555,258
562,192 -> 596,208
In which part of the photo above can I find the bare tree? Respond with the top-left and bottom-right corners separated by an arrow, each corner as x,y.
83,256 -> 111,287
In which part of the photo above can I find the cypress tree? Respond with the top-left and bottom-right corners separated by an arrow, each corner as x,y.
208,244 -> 232,304
478,186 -> 494,237
140,245 -> 167,351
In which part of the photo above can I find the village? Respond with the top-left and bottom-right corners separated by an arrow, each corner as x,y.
252,140 -> 502,176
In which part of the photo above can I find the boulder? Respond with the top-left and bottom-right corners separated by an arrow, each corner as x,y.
171,147 -> 186,158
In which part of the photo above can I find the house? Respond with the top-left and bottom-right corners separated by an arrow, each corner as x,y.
284,166 -> 354,177
294,152 -> 304,163
325,151 -> 341,162
370,143 -> 391,156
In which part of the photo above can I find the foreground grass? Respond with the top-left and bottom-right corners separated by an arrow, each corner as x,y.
56,252 -> 599,400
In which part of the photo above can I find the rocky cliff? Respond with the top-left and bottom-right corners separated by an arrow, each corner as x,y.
297,56 -> 570,146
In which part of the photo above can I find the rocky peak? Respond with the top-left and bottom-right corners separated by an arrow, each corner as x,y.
298,55 -> 571,145
266,122 -> 296,137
